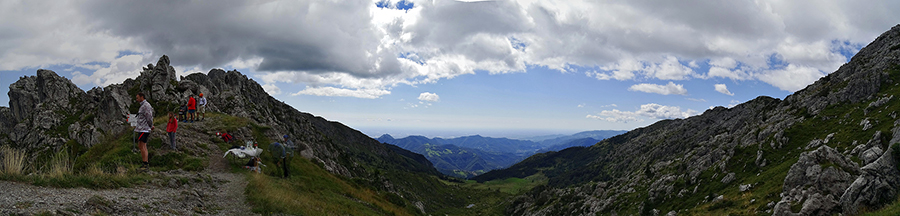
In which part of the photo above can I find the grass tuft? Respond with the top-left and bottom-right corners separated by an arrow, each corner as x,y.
47,148 -> 71,177
1,145 -> 26,175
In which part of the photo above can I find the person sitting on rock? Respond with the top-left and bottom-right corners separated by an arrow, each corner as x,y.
187,94 -> 197,123
178,103 -> 187,122
243,157 -> 262,174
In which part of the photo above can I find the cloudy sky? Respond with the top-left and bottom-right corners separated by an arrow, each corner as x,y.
1,0 -> 898,138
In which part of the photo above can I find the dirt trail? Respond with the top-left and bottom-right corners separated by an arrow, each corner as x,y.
0,121 -> 258,215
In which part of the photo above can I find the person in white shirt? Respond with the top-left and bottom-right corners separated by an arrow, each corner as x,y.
134,92 -> 154,170
198,93 -> 208,121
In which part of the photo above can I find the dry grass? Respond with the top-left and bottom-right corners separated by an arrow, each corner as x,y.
47,149 -> 71,177
85,163 -> 104,176
1,145 -> 26,175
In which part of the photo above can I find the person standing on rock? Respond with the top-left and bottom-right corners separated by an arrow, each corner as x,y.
166,112 -> 178,150
134,92 -> 154,170
198,93 -> 207,121
187,94 -> 197,123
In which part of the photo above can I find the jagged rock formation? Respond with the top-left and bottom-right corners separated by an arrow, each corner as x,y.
0,55 -> 441,209
477,24 -> 900,215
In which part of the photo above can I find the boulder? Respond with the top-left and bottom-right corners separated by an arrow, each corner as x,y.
840,144 -> 900,215
774,146 -> 858,216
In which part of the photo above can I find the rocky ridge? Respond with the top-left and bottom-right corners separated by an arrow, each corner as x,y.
479,24 -> 900,215
0,55 -> 441,211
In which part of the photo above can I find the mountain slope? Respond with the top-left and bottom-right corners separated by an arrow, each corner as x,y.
535,130 -> 626,148
377,134 -> 525,178
477,24 -> 900,215
538,137 -> 599,153
436,135 -> 545,154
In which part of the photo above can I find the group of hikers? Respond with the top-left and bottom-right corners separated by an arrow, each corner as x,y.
131,92 -> 296,177
177,93 -> 207,123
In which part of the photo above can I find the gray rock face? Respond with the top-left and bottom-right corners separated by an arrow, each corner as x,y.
8,69 -> 84,122
774,146 -> 858,216
840,143 -> 900,215
5,70 -> 89,159
720,172 -> 735,184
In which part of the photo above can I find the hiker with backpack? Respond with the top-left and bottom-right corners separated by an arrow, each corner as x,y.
268,135 -> 296,178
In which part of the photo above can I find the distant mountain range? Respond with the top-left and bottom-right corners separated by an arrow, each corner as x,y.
376,130 -> 625,178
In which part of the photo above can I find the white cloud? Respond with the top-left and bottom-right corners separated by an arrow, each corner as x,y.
292,87 -> 390,99
418,92 -> 440,102
591,58 -> 643,80
577,103 -> 585,108
710,57 -> 738,69
587,109 -> 641,123
588,103 -> 698,123
757,64 -> 826,91
590,56 -> 696,81
714,84 -> 734,96
705,57 -> 754,80
728,100 -> 741,108
261,83 -> 282,95
686,98 -> 707,102
707,67 -> 751,80
636,103 -> 698,119
71,54 -> 147,86
628,82 -> 688,95
646,56 -> 696,80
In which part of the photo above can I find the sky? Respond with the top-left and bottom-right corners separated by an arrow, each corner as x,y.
1,0 -> 898,138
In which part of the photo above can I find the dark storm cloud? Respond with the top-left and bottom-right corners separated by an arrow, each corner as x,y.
78,0 -> 402,77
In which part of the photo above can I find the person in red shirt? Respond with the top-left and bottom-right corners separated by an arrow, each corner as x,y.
166,112 -> 178,150
187,95 -> 197,123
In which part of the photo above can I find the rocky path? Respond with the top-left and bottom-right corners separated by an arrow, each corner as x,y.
0,145 -> 257,215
